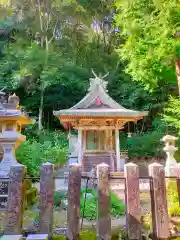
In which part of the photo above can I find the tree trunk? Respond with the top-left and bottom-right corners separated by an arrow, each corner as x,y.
38,84 -> 44,132
175,57 -> 180,96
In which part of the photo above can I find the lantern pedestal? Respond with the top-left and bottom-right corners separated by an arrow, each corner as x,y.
0,129 -> 25,177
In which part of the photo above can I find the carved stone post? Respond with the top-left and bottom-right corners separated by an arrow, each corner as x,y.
124,163 -> 141,240
4,164 -> 26,234
149,163 -> 169,239
67,164 -> 81,240
96,163 -> 111,240
39,162 -> 54,236
162,135 -> 178,176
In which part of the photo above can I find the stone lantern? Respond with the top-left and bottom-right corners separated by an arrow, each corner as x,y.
0,93 -> 33,177
162,135 -> 178,176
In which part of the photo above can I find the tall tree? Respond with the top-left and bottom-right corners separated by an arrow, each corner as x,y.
115,0 -> 180,95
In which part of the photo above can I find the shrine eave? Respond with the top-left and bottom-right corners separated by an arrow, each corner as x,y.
53,109 -> 148,118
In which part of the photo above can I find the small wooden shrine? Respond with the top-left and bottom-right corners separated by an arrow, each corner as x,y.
0,92 -> 32,176
54,71 -> 148,171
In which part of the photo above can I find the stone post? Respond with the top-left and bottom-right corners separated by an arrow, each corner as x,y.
4,164 -> 26,234
162,135 -> 178,176
124,163 -> 141,240
39,163 -> 54,236
96,163 -> 111,240
67,164 -> 81,240
149,163 -> 169,239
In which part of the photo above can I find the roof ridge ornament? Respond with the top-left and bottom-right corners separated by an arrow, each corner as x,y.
89,69 -> 109,92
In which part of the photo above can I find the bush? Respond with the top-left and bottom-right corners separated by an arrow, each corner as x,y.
26,187 -> 37,206
80,188 -> 125,220
127,131 -> 164,157
24,179 -> 33,190
169,202 -> 180,217
16,130 -> 68,177
110,192 -> 126,217
167,180 -> 180,216
54,192 -> 66,207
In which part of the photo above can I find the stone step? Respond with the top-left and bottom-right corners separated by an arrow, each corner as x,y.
27,234 -> 48,240
0,236 -> 23,240
83,154 -> 112,172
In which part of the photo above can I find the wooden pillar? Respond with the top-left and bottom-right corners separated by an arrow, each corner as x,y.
109,130 -> 113,150
83,130 -> 86,151
39,162 -> 54,236
78,129 -> 83,165
149,163 -> 169,239
125,163 -> 141,240
105,129 -> 109,150
115,128 -> 121,171
4,164 -> 26,234
97,163 -> 111,240
67,164 -> 81,240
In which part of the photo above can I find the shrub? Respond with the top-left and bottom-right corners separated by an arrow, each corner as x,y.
26,187 -> 37,206
110,192 -> 125,217
167,180 -> 180,216
127,131 -> 164,157
24,179 -> 33,190
80,188 -> 125,220
54,192 -> 66,207
16,130 -> 68,177
169,202 -> 180,217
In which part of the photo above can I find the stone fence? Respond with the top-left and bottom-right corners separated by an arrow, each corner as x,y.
1,162 -> 180,240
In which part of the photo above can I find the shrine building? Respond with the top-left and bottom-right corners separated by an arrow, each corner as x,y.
54,72 -> 148,172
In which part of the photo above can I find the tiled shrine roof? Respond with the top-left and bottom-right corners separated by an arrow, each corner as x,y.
54,71 -> 148,119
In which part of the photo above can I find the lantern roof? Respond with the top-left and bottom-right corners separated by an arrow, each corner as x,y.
54,70 -> 148,119
0,91 -> 33,125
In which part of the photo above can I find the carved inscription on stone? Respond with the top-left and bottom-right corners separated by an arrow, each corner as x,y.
0,180 -> 9,210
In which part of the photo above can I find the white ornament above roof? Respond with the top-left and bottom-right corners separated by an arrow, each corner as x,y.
88,69 -> 109,93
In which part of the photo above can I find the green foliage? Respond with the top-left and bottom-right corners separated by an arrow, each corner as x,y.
167,180 -> 180,217
163,96 -> 180,135
54,192 -> 66,207
115,0 -> 179,92
24,179 -> 33,191
0,0 -> 179,158
52,236 -> 66,240
16,130 -> 68,177
26,187 -> 37,206
52,230 -> 127,240
169,202 -> 180,217
110,192 -> 126,217
80,188 -> 125,220
127,131 -> 164,157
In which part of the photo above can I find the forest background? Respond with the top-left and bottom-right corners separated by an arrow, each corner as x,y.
0,0 -> 179,177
